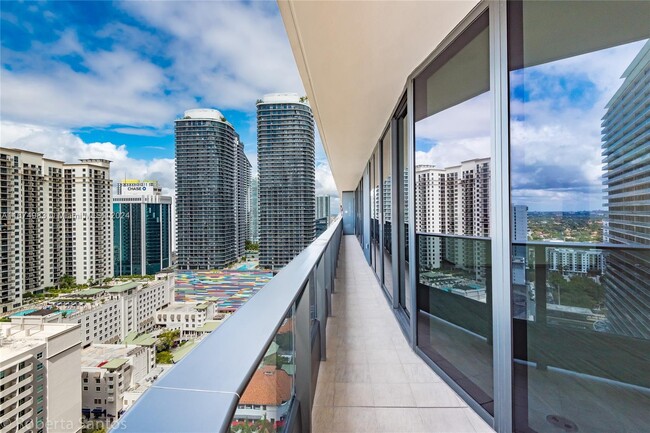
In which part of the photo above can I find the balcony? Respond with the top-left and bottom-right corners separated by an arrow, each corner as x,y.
115,219 -> 492,433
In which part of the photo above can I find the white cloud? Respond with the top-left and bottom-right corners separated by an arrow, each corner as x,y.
0,121 -> 175,195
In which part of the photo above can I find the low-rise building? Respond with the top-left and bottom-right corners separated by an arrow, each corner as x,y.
154,302 -> 215,338
0,319 -> 81,433
232,366 -> 293,430
81,344 -> 154,422
11,273 -> 174,347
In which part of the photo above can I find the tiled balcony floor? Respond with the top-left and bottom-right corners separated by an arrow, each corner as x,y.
312,236 -> 494,433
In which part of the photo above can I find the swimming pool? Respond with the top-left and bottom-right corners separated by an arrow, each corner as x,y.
11,309 -> 38,317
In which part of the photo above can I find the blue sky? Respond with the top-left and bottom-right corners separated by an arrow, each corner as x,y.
1,0 -> 338,200
414,39 -> 647,211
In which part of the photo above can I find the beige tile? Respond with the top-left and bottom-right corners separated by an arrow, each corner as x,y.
314,381 -> 334,407
331,407 -> 379,432
410,383 -> 466,408
374,407 -> 427,432
368,363 -> 409,384
418,408 -> 479,432
335,363 -> 372,383
367,349 -> 402,364
402,363 -> 442,384
336,349 -> 368,365
372,383 -> 416,407
312,406 -> 334,433
334,383 -> 375,406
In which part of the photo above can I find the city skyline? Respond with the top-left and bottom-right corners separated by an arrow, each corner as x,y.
0,1 -> 339,206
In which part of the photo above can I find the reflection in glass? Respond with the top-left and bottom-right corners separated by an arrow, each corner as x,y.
399,112 -> 410,313
371,149 -> 381,277
382,128 -> 393,295
413,11 -> 493,414
231,309 -> 294,433
508,1 -> 650,431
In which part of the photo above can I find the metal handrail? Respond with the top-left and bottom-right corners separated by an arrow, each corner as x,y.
417,232 -> 649,250
113,217 -> 342,433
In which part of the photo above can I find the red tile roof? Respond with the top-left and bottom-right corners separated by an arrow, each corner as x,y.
239,366 -> 293,406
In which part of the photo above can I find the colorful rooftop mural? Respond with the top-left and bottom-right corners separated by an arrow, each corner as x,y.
175,270 -> 273,312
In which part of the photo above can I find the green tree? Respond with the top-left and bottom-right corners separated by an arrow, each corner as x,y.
157,329 -> 180,352
156,351 -> 174,364
59,275 -> 76,290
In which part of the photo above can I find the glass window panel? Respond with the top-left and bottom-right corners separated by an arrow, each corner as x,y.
508,1 -> 650,432
414,11 -> 493,415
382,127 -> 393,296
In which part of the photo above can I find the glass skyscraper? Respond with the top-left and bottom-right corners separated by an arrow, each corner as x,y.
113,180 -> 172,276
258,94 -> 315,270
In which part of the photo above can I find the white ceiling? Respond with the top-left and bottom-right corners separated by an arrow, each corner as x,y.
278,0 -> 480,192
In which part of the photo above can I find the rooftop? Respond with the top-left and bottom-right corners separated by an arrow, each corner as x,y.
106,281 -> 141,293
0,322 -> 79,362
81,343 -> 143,369
259,92 -> 308,105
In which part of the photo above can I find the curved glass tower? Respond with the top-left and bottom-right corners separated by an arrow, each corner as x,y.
258,93 -> 315,270
175,108 -> 242,270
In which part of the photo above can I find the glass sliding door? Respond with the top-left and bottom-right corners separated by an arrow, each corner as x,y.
413,11 -> 494,414
508,1 -> 650,431
382,128 -> 394,297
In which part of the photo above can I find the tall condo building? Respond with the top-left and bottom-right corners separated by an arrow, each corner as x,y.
113,180 -> 172,276
602,40 -> 650,339
249,176 -> 259,243
316,195 -> 331,220
0,149 -> 112,312
236,140 -> 252,258
175,109 -> 251,270
415,159 -> 490,278
257,93 -> 316,270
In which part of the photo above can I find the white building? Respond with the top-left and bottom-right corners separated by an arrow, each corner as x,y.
0,320 -> 82,433
81,343 -> 154,422
155,302 -> 215,338
547,248 -> 603,275
316,196 -> 331,220
415,159 -> 490,277
0,149 -> 113,313
511,205 -> 528,286
13,274 -> 174,348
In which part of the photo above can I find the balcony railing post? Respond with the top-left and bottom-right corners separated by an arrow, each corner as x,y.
295,280 -> 313,433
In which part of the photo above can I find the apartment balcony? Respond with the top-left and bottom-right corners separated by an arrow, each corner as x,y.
115,220 -> 492,433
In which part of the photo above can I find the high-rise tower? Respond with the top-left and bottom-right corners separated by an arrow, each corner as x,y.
175,109 -> 250,270
258,93 -> 315,270
602,41 -> 650,339
113,179 -> 172,276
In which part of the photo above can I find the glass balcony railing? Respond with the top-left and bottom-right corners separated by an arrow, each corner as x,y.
113,218 -> 342,433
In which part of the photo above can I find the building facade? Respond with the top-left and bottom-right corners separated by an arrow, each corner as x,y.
113,180 -> 172,276
0,320 -> 82,433
175,109 -> 250,270
316,195 -> 331,220
0,149 -> 113,312
249,177 -> 259,243
11,274 -> 174,348
601,40 -> 650,339
154,302 -> 215,338
81,344 -> 154,422
258,93 -> 316,270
